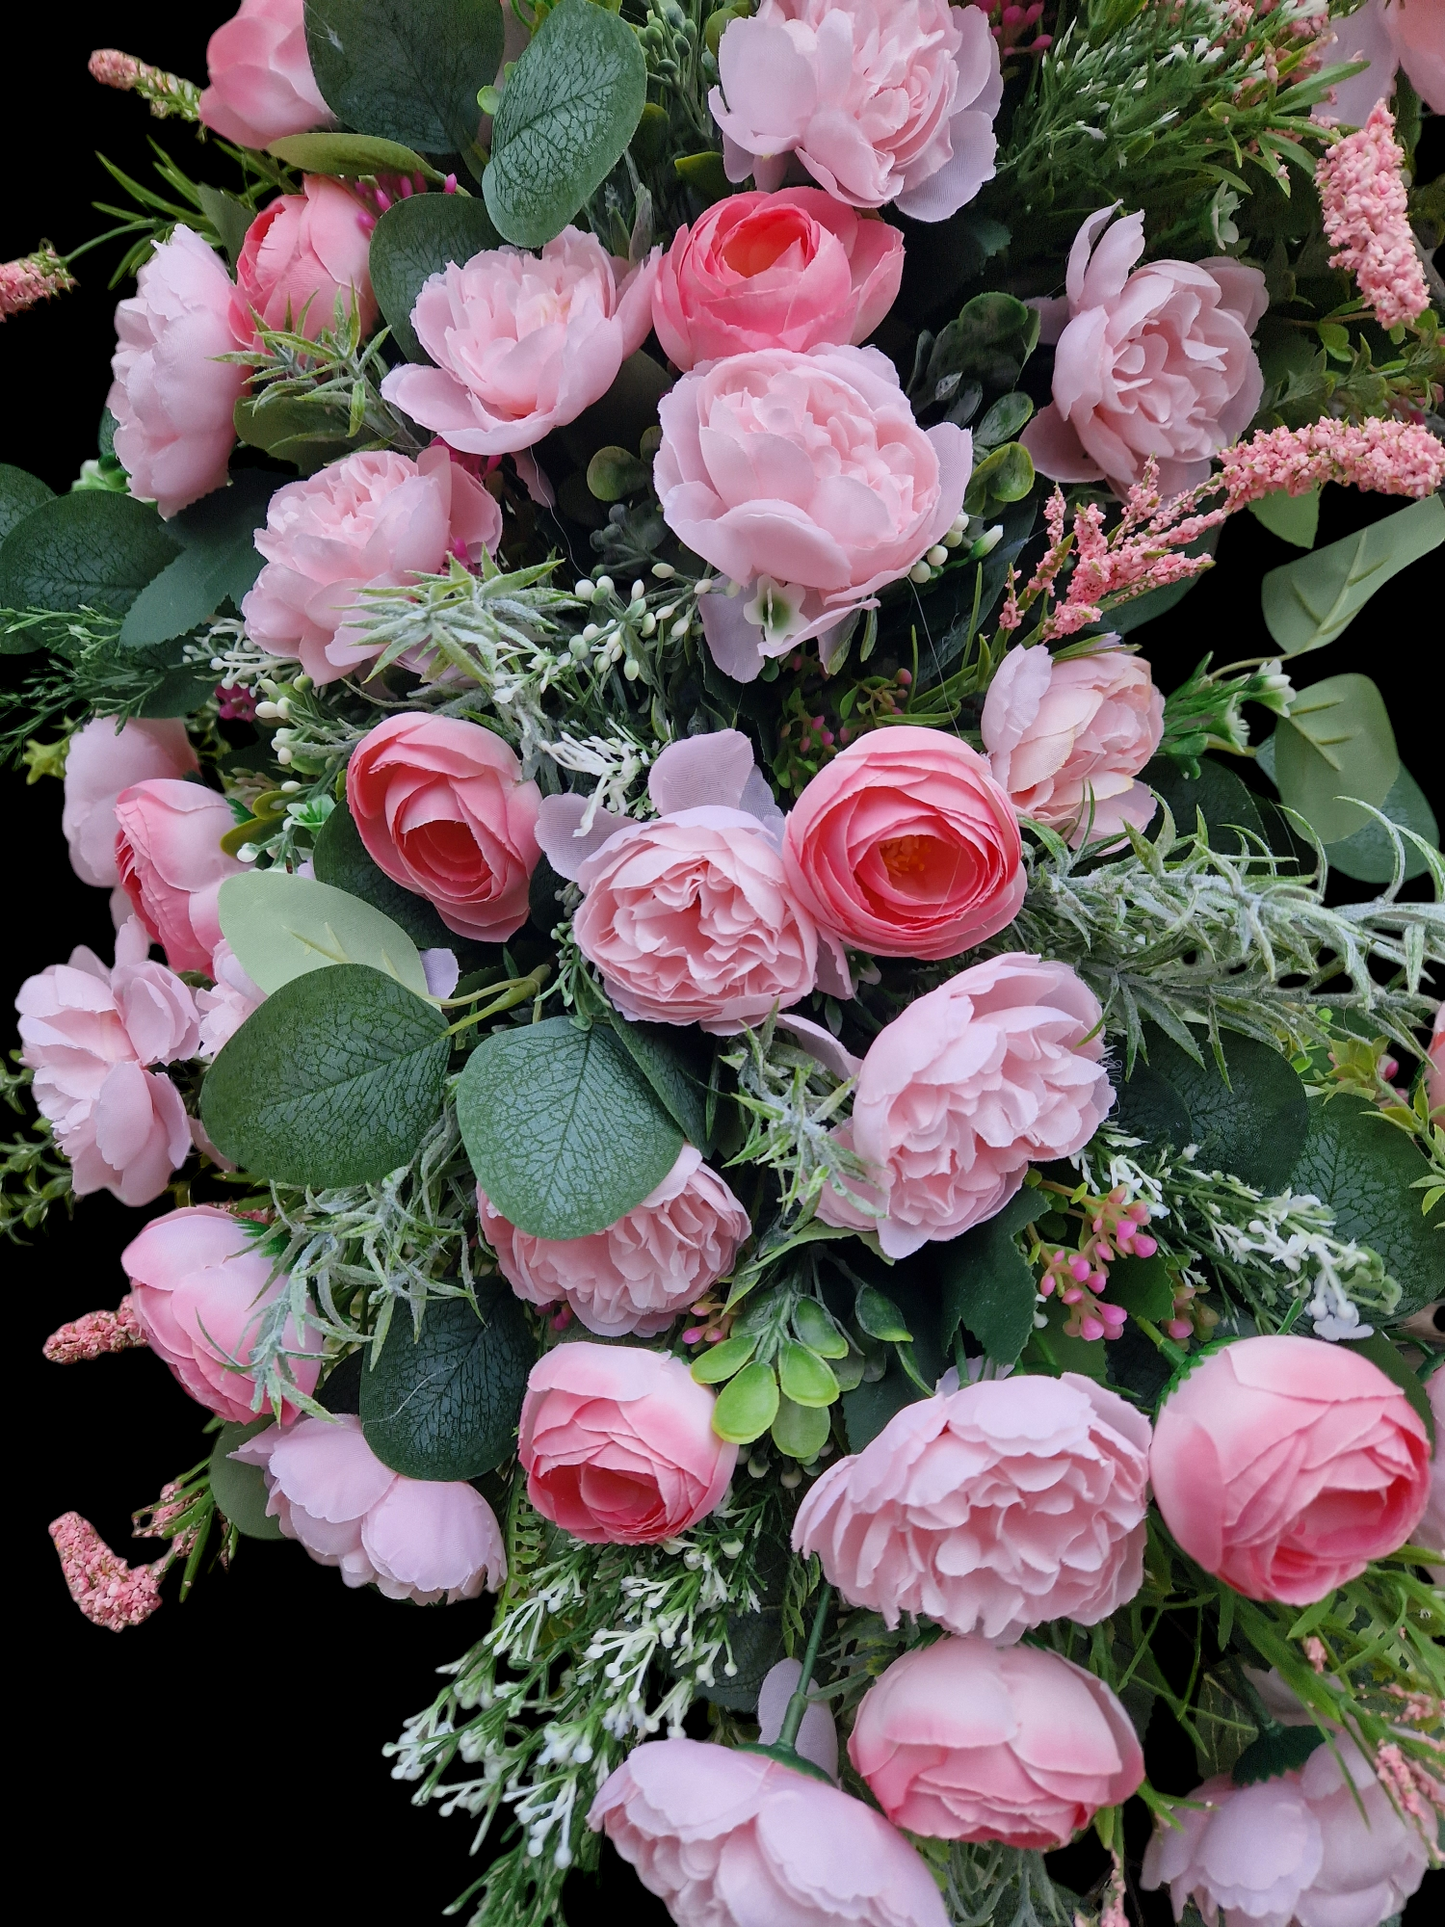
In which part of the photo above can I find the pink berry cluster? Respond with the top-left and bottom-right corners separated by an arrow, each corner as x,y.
1163,1275 -> 1218,1346
1034,1184 -> 1158,1342
971,0 -> 1052,57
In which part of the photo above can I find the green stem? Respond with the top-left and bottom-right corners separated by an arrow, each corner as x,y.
777,1583 -> 832,1750
444,966 -> 551,1036
1136,1316 -> 1189,1367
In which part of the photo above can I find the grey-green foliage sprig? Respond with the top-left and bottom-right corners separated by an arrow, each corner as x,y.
227,306 -> 424,458
721,1016 -> 872,1221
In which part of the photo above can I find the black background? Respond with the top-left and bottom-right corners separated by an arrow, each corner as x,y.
3,10 -> 1439,1924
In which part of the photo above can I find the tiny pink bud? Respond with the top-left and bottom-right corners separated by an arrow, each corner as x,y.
1167,1320 -> 1193,1342
1089,1270 -> 1108,1291
1061,1287 -> 1084,1305
374,188 -> 393,212
444,173 -> 458,193
681,1326 -> 704,1345
1131,1233 -> 1157,1257
1080,1316 -> 1105,1341
549,1307 -> 572,1331
1068,1255 -> 1092,1283
895,669 -> 912,686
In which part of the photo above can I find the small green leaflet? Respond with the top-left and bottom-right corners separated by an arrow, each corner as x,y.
1272,673 -> 1399,845
1260,494 -> 1444,654
303,0 -> 504,158
217,870 -> 431,998
369,192 -> 502,362
359,1287 -> 532,1480
770,1394 -> 831,1462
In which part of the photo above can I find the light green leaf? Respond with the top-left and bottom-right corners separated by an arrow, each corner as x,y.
210,1420 -> 284,1539
118,471 -> 278,648
1274,673 -> 1399,844
1324,764 -> 1439,884
791,1297 -> 849,1359
369,192 -> 502,362
938,1189 -> 1040,1368
218,870 -> 430,998
711,1360 -> 778,1443
304,0 -> 504,156
267,132 -> 440,178
690,1333 -> 758,1384
1248,485 -> 1319,548
0,489 -> 179,617
1261,495 -> 1445,654
770,1394 -> 831,1462
777,1341 -> 839,1408
359,1285 -> 531,1479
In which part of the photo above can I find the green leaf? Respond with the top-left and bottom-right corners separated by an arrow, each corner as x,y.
0,463 -> 53,544
210,1420 -> 285,1539
1346,1333 -> 1435,1444
1142,755 -> 1264,852
312,795 -> 457,947
1106,1254 -> 1176,1322
1324,764 -> 1438,884
938,1189 -> 1039,1368
136,662 -> 220,717
359,1285 -> 531,1479
456,1016 -> 682,1240
777,1341 -> 839,1408
792,1297 -> 848,1358
369,192 -> 502,362
267,132 -> 440,178
0,489 -> 180,617
690,1332 -> 758,1384
973,391 -> 1034,449
304,0 -> 504,156
770,1394 -> 831,1462
217,870 -> 430,997
483,0 -> 647,248
963,441 -> 1034,515
854,1285 -> 912,1344
1141,1023 -> 1309,1193
1232,1726 -> 1325,1786
118,471 -> 277,647
1111,1061 -> 1193,1149
201,963 -> 450,1185
606,1017 -> 711,1151
1020,1308 -> 1107,1380
1261,495 -> 1445,654
194,184 -> 255,268
1248,485 -> 1319,549
234,390 -> 366,475
926,293 -> 1041,395
1273,673 -> 1399,844
712,1360 -> 779,1443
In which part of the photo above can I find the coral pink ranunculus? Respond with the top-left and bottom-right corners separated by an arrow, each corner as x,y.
1022,207 -> 1268,498
818,953 -> 1113,1258
232,175 -> 377,342
233,1414 -> 506,1603
1148,1334 -> 1431,1603
479,1147 -> 752,1338
113,779 -> 243,974
379,227 -> 659,455
518,1344 -> 736,1545
199,0 -> 334,149
851,1635 -> 1144,1848
652,188 -> 904,372
981,643 -> 1165,846
711,0 -> 1001,222
62,718 -> 198,888
589,1736 -> 949,1927
107,227 -> 249,518
345,712 -> 541,942
656,345 -> 971,678
242,447 -> 503,685
782,725 -> 1024,960
794,1372 -> 1150,1640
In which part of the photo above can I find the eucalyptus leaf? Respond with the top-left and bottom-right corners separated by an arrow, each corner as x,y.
1260,494 -> 1444,654
217,870 -> 430,997
119,471 -> 278,647
973,391 -> 1033,449
304,0 -> 504,156
1323,764 -> 1438,884
0,489 -> 180,617
370,193 -> 503,364
359,1285 -> 531,1479
0,463 -> 52,544
1111,1062 -> 1193,1150
1141,1023 -> 1309,1193
938,1189 -> 1039,1368
1142,755 -> 1265,852
1273,673 -> 1399,844
210,1420 -> 284,1539
311,796 -> 456,947
267,132 -> 439,177
606,1017 -> 711,1151
1248,484 -> 1319,549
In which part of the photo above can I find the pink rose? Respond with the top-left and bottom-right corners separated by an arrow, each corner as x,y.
479,1146 -> 752,1338
850,1636 -> 1144,1848
107,227 -> 249,518
518,1343 -> 736,1545
62,718 -> 198,888
233,1415 -> 505,1603
794,1372 -> 1150,1640
1148,1334 -> 1431,1604
121,1204 -> 321,1422
712,0 -> 1001,222
114,779 -> 244,974
1426,1002 -> 1444,1121
379,227 -> 659,455
652,188 -> 904,372
1021,207 -> 1269,498
589,1737 -> 949,1927
232,175 -> 377,343
818,954 -> 1113,1258
345,712 -> 541,942
198,0 -> 334,149
981,643 -> 1165,846
655,345 -> 971,677
782,725 -> 1024,960
196,939 -> 265,1059
242,447 -> 503,685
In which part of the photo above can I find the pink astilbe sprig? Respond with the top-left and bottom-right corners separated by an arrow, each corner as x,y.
88,48 -> 201,122
1316,102 -> 1431,329
0,243 -> 77,321
1374,1743 -> 1445,1859
48,1512 -> 165,1632
43,1298 -> 148,1364
1216,417 -> 1445,505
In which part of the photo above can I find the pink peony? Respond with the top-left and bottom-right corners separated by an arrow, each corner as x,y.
1148,1334 -> 1431,1604
198,0 -> 334,149
232,175 -> 377,342
1021,207 -> 1268,498
781,725 -> 1024,960
345,712 -> 541,942
379,227 -> 659,455
518,1343 -> 736,1545
981,643 -> 1165,846
61,718 -> 199,888
1317,0 -> 1445,127
1428,1003 -> 1445,1121
113,778 -> 243,975
793,1372 -> 1150,1640
242,446 -> 503,685
651,188 -> 904,372
817,953 -> 1113,1258
121,1204 -> 321,1422
233,1414 -> 506,1603
479,1146 -> 752,1338
656,344 -> 971,677
589,1736 -> 948,1927
196,939 -> 265,1058
850,1635 -> 1144,1848
107,226 -> 249,518
711,0 -> 1001,222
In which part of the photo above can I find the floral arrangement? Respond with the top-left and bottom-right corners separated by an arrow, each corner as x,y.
4,4 -> 1444,1926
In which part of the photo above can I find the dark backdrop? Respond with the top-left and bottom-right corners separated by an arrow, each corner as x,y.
3,10 -> 1439,1925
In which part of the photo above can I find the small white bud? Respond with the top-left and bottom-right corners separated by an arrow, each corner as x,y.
656,604 -> 677,623
631,580 -> 645,601
276,746 -> 293,766
640,613 -> 657,636
670,617 -> 690,640
595,575 -> 614,597
275,696 -> 292,719
280,780 -> 301,794
926,545 -> 948,568
623,656 -> 641,681
909,561 -> 932,584
254,700 -> 281,720
942,528 -> 963,548
582,623 -> 599,642
651,561 -> 676,579
574,580 -> 596,602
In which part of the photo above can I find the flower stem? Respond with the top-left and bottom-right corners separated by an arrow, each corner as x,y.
444,966 -> 552,1036
777,1582 -> 832,1750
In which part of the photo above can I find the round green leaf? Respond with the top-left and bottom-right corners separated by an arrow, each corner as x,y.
1324,764 -> 1438,885
690,1332 -> 758,1384
791,1297 -> 848,1359
1111,1062 -> 1193,1150
312,796 -> 456,947
218,870 -> 430,998
770,1394 -> 831,1462
369,193 -> 502,362
304,0 -> 505,156
711,1361 -> 779,1444
210,1420 -> 284,1539
359,1286 -> 531,1479
777,1341 -> 839,1409
1141,1024 -> 1309,1194
0,489 -> 180,617
1274,674 -> 1399,844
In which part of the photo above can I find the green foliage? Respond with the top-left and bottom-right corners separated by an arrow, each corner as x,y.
1142,755 -> 1265,853
711,1359 -> 780,1443
312,796 -> 457,947
118,471 -> 278,648
1,1067 -> 72,1242
1249,486 -> 1320,549
0,465 -> 53,546
1230,1725 -> 1324,1786
1272,673 -> 1399,844
369,193 -> 502,361
1324,766 -> 1439,885
209,1421 -> 285,1539
232,308 -> 423,473
1261,497 -> 1445,655
1136,1024 -> 1310,1194
217,870 -> 431,997
304,0 -> 504,159
605,1015 -> 711,1150
267,131 -> 440,178
359,1285 -> 532,1479
0,490 -> 180,621
938,1189 -> 1039,1368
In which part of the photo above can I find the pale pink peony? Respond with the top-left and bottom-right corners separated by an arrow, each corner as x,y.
1149,1334 -> 1431,1604
1022,207 -> 1268,498
1317,0 -> 1445,126
657,344 -> 971,677
782,725 -> 1024,960
233,1414 -> 506,1603
851,1635 -> 1144,1848
379,227 -> 659,455
652,188 -> 904,372
232,175 -> 377,342
589,1736 -> 948,1927
107,226 -> 249,518
62,718 -> 199,889
114,778 -> 243,974
1419,1369 -> 1445,1568
345,712 -> 541,942
794,1372 -> 1150,1641
199,0 -> 334,149
981,642 -> 1165,846
518,1343 -> 736,1545
712,0 -> 1001,221
242,447 -> 503,685
1426,1002 -> 1444,1121
479,1147 -> 752,1338
195,938 -> 265,1058
818,953 -> 1113,1259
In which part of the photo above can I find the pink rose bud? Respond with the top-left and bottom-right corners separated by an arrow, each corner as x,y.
62,718 -> 199,889
1148,1334 -> 1431,1603
198,0 -> 334,150
518,1344 -> 737,1545
850,1636 -> 1144,1848
113,778 -> 243,975
232,176 -> 378,343
345,713 -> 542,943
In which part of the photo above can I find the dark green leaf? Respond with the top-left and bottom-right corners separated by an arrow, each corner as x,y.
963,441 -> 1034,515
0,490 -> 180,616
1019,1305 -> 1108,1380
938,1189 -> 1038,1368
305,0 -> 504,156
234,390 -> 366,474
840,1262 -> 944,1448
854,1285 -> 912,1343
1143,755 -> 1265,852
369,192 -> 503,362
1141,1024 -> 1309,1193
210,1420 -> 285,1539
360,1285 -> 531,1479
0,463 -> 53,544
311,796 -> 457,947
1248,485 -> 1319,549
119,471 -> 278,647
607,1016 -> 711,1151
136,662 -> 219,717
1323,764 -> 1438,884
1106,1254 -> 1176,1321
1346,1332 -> 1435,1444
925,292 -> 1040,395
194,184 -> 255,268
1111,1062 -> 1193,1149
1232,1726 -> 1325,1786
268,132 -> 439,177
1273,673 -> 1399,844
1261,495 -> 1444,654
973,391 -> 1033,449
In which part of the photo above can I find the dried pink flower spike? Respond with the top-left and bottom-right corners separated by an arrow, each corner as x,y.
0,243 -> 76,321
1316,102 -> 1431,330
43,1298 -> 148,1364
87,48 -> 201,121
48,1512 -> 165,1632
1216,417 -> 1445,505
